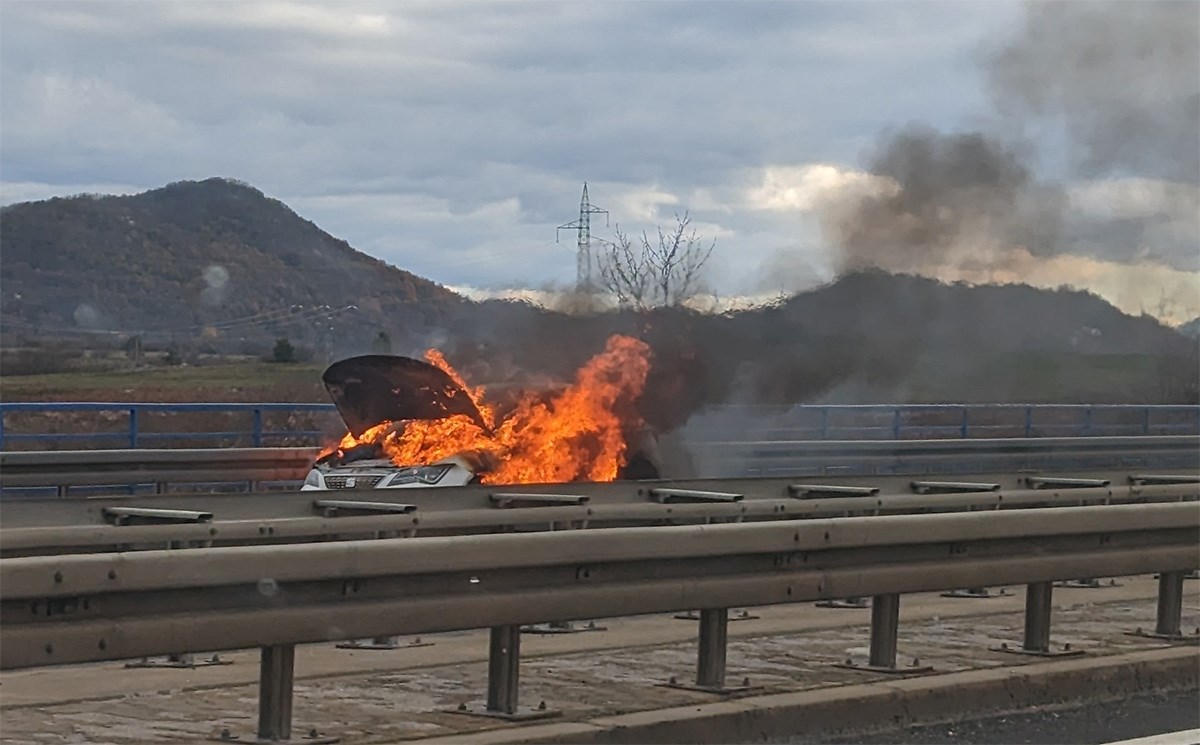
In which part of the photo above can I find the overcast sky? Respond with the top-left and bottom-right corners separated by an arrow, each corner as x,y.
2,1 -> 1197,321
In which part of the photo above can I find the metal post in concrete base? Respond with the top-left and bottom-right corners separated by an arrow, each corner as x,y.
995,582 -> 1084,657
1126,571 -> 1200,643
696,608 -> 729,688
662,609 -> 758,694
211,645 -> 339,743
835,594 -> 932,675
487,624 -> 520,715
450,625 -> 559,721
258,644 -> 295,741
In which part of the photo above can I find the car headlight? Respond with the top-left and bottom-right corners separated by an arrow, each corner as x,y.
303,469 -> 323,488
387,464 -> 451,486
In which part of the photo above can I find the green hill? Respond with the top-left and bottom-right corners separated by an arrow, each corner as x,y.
0,178 -> 467,354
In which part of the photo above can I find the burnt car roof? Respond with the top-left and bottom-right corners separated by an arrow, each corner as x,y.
322,354 -> 489,437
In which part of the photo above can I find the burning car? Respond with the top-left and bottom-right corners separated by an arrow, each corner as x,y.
302,335 -> 659,490
302,354 -> 495,491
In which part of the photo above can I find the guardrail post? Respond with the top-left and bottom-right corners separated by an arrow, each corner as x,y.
452,624 -> 557,720
1155,571 -> 1185,637
664,607 -> 756,692
820,407 -> 830,440
1127,571 -> 1195,642
995,582 -> 1082,657
869,593 -> 899,668
891,409 -> 902,440
128,407 -> 139,449
0,412 -> 5,450
1143,407 -> 1152,435
258,644 -> 294,741
486,625 -> 521,715
1024,406 -> 1033,437
1024,581 -> 1052,652
1083,407 -> 1093,436
253,409 -> 264,447
960,408 -> 969,438
835,594 -> 932,674
696,608 -> 728,688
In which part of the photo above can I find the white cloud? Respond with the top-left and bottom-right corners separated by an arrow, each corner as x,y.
746,164 -> 895,212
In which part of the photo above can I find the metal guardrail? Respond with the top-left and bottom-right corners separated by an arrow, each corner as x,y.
681,403 -> 1200,442
1,502 -> 1196,739
693,434 -> 1200,477
2,435 -> 1195,498
2,402 -> 1197,450
0,447 -> 318,491
3,481 -> 1195,556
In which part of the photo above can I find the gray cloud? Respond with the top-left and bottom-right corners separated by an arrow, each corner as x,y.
814,0 -> 1199,281
985,0 -> 1200,185
7,0 -> 1194,317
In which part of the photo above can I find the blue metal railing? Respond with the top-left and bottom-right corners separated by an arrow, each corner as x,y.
680,403 -> 1200,443
0,402 -> 1196,451
0,402 -> 338,450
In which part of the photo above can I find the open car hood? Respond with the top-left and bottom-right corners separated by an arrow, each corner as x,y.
322,354 -> 489,437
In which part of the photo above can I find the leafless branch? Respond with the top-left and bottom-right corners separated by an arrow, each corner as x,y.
596,212 -> 716,310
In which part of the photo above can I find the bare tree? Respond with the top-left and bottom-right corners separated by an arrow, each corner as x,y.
596,212 -> 716,311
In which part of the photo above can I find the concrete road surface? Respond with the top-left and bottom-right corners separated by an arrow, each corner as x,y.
792,687 -> 1200,745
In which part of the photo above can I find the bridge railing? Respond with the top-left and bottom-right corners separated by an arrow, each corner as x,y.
0,402 -> 340,450
679,403 -> 1200,442
0,402 -> 1197,451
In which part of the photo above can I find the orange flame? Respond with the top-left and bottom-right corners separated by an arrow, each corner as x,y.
321,334 -> 652,484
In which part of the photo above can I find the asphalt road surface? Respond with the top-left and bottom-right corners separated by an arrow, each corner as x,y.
785,687 -> 1200,745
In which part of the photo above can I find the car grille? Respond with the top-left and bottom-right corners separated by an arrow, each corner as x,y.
323,475 -> 386,490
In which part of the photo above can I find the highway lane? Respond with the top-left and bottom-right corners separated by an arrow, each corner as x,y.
791,687 -> 1200,745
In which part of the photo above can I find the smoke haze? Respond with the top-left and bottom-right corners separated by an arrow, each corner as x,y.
816,0 -> 1199,297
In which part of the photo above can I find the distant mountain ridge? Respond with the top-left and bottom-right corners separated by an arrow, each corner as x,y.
0,178 -> 466,351
2,178 -> 1194,407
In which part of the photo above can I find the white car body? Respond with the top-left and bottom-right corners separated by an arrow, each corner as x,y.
301,454 -> 478,491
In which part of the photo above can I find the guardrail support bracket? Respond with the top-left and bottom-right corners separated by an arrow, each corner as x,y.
1126,571 -> 1200,643
835,594 -> 933,675
994,582 -> 1085,657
